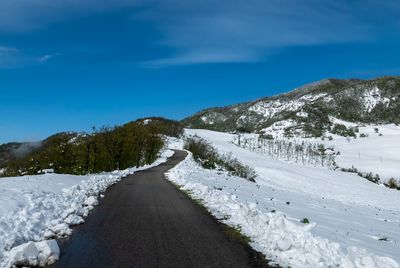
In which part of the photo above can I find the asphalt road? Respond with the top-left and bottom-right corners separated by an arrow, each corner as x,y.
53,150 -> 270,268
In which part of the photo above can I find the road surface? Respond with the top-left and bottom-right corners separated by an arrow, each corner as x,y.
53,150 -> 270,268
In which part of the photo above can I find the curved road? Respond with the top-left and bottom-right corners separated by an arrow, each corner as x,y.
53,150 -> 270,268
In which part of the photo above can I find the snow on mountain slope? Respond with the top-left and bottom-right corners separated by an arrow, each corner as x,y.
183,76 -> 400,135
248,93 -> 327,118
0,150 -> 174,268
184,129 -> 400,266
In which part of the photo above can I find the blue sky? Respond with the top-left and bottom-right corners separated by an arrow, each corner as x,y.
1,0 -> 399,143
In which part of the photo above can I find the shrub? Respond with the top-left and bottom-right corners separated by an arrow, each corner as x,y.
220,154 -> 257,181
183,137 -> 219,168
331,124 -> 356,137
259,134 -> 274,140
301,218 -> 310,224
184,137 -> 257,182
364,172 -> 380,184
385,178 -> 399,189
236,127 -> 252,133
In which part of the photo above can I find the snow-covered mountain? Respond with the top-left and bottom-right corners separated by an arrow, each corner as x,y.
182,76 -> 400,138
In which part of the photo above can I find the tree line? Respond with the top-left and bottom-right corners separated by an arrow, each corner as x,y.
1,118 -> 183,177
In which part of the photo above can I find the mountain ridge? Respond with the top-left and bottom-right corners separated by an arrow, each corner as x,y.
182,76 -> 400,137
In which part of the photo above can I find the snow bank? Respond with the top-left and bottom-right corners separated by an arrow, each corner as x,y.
166,153 -> 399,268
6,240 -> 59,267
0,149 -> 174,267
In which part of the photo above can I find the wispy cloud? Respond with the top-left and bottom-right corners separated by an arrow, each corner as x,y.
138,0 -> 400,66
0,45 -> 59,68
0,0 -> 399,67
37,53 -> 60,63
143,49 -> 260,68
0,46 -> 17,53
0,0 -> 144,32
0,45 -> 23,69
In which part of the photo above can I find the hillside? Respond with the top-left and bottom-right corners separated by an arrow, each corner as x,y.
180,129 -> 400,266
182,76 -> 400,138
0,117 -> 182,177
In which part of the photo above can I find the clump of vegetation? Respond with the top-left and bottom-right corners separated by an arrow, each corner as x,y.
339,166 -> 382,184
363,172 -> 381,184
1,118 -> 183,177
236,126 -> 253,133
301,218 -> 310,224
259,133 -> 274,140
385,178 -> 400,190
184,137 -> 257,182
331,124 -> 356,137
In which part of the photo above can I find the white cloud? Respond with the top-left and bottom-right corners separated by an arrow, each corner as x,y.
0,46 -> 18,53
0,46 -> 22,69
37,53 -> 60,63
0,46 -> 59,68
143,49 -> 260,68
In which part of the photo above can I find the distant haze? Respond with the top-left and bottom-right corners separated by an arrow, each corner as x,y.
11,142 -> 42,158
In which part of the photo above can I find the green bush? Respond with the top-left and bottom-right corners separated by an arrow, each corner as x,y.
385,178 -> 399,190
301,218 -> 310,224
184,137 -> 257,182
331,124 -> 356,137
259,134 -> 274,140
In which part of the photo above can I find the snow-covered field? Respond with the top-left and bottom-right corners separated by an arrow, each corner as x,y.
175,129 -> 400,267
320,123 -> 400,182
0,149 -> 174,268
261,118 -> 400,183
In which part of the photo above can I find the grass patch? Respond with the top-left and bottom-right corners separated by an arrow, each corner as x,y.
223,225 -> 251,245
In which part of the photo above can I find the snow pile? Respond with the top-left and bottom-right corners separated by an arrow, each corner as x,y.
6,240 -> 59,267
166,154 -> 398,268
0,149 -> 174,267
